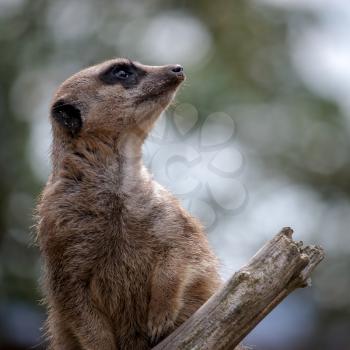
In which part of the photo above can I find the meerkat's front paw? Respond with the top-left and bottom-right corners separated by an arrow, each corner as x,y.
147,307 -> 178,344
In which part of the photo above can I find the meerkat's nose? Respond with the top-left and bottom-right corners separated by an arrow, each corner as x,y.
169,64 -> 185,80
171,65 -> 183,73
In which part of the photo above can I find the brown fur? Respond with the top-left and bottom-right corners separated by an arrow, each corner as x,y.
36,58 -> 222,350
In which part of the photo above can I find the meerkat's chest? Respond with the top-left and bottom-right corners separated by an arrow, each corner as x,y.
89,239 -> 154,318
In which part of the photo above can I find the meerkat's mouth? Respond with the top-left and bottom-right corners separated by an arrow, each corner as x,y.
135,84 -> 182,105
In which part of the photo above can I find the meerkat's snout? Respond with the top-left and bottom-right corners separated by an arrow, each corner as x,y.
142,62 -> 185,91
163,64 -> 185,86
134,62 -> 185,108
167,64 -> 185,79
165,64 -> 185,85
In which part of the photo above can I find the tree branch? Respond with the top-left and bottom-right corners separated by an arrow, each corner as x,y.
153,227 -> 324,350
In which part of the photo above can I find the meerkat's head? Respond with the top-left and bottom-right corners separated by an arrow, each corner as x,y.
50,58 -> 185,143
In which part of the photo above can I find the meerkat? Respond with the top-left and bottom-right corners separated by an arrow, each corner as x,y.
36,58 -> 222,350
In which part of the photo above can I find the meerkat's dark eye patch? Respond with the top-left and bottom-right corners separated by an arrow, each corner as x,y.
99,62 -> 145,88
51,100 -> 82,137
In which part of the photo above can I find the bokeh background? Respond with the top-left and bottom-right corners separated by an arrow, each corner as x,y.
1,0 -> 350,349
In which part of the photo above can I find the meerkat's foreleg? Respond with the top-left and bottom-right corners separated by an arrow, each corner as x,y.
147,252 -> 190,344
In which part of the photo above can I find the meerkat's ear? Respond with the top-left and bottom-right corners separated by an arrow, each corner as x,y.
51,100 -> 82,136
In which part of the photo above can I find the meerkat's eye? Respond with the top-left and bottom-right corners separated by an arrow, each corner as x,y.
112,68 -> 130,79
100,61 -> 144,86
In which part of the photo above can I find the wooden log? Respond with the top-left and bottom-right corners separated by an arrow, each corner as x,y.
153,227 -> 324,350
